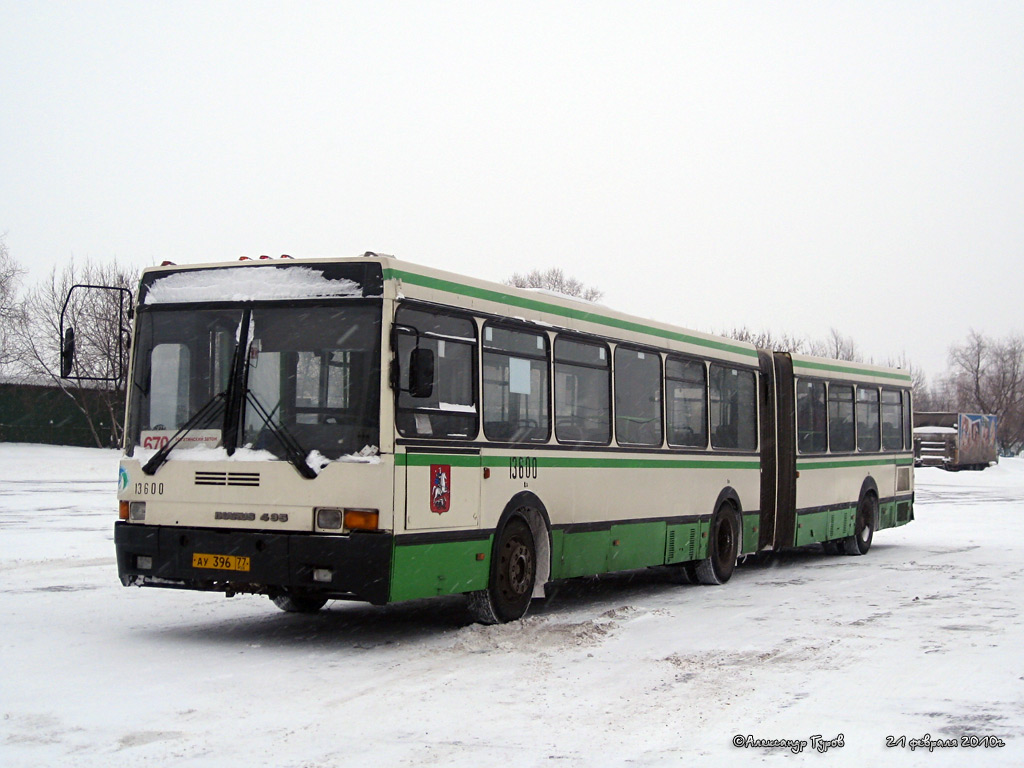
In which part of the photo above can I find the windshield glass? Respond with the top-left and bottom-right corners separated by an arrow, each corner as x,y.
128,308 -> 240,449
242,304 -> 381,459
127,303 -> 382,460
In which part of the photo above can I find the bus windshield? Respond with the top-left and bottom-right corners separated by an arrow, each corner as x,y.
128,302 -> 382,461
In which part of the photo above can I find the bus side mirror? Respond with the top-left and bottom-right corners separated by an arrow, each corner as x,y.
408,348 -> 434,398
59,283 -> 133,384
60,327 -> 76,378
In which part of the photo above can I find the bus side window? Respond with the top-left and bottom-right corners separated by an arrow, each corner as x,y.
827,383 -> 855,452
709,364 -> 757,451
394,306 -> 478,439
614,347 -> 663,447
881,389 -> 903,451
554,336 -> 611,444
666,356 -> 707,449
482,324 -> 550,443
796,379 -> 827,454
857,387 -> 881,452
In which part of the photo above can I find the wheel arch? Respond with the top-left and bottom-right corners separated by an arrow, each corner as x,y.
859,476 -> 880,527
495,491 -> 551,599
695,487 -> 743,585
713,486 -> 743,516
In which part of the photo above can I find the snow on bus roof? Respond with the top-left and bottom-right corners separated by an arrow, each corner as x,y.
144,265 -> 362,304
524,287 -> 604,306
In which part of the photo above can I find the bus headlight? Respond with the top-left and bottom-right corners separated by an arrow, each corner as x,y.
316,508 -> 343,530
129,502 -> 147,521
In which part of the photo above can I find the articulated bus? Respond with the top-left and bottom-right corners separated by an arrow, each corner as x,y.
102,254 -> 914,623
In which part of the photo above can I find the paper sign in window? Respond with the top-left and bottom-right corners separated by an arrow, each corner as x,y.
509,357 -> 531,395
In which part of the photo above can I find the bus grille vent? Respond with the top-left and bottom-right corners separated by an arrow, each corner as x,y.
666,530 -> 676,561
687,527 -> 696,560
829,512 -> 842,540
896,502 -> 910,522
194,471 -> 261,487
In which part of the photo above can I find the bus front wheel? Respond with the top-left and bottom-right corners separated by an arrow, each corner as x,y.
468,515 -> 537,624
271,593 -> 327,614
696,504 -> 740,585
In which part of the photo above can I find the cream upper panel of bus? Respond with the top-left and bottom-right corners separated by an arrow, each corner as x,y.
789,353 -> 912,389
377,257 -> 759,368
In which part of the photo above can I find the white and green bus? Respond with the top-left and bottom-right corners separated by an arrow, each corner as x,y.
103,254 -> 914,623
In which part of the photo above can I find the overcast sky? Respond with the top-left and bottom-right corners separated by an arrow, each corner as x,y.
2,1 -> 1021,380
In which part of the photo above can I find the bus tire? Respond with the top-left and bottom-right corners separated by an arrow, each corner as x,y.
468,515 -> 537,624
842,493 -> 876,556
271,593 -> 327,614
696,504 -> 740,585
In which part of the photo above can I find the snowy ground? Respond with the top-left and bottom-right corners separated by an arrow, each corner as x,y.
1,444 -> 1022,767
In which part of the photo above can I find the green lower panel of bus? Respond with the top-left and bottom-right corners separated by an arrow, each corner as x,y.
390,504 -> 852,603
742,513 -> 759,554
553,529 -> 612,578
795,507 -> 855,547
793,497 -> 914,547
390,537 -> 493,603
553,520 -> 710,579
796,510 -> 831,547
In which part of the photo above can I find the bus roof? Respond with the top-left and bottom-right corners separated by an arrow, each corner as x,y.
139,253 -> 910,382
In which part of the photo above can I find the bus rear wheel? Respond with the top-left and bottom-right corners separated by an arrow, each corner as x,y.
842,494 -> 876,556
696,504 -> 740,585
468,515 -> 537,624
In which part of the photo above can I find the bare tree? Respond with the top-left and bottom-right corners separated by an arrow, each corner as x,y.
808,328 -> 862,362
947,330 -> 1024,450
506,267 -> 604,302
721,326 -> 867,363
13,258 -> 138,447
0,234 -> 24,376
720,326 -> 809,353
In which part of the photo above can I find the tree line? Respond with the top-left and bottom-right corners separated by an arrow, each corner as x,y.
512,269 -> 1023,454
717,324 -> 1023,453
0,243 -> 1020,452
1,236 -> 137,447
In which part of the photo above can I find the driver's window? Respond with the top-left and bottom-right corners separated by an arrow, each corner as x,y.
394,305 -> 478,439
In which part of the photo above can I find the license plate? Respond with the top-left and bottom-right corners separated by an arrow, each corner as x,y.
192,553 -> 251,572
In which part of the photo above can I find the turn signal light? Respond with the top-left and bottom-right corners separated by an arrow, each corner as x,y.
344,508 -> 379,531
119,501 -> 130,520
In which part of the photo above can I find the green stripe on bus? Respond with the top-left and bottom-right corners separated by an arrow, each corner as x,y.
396,453 -> 760,470
792,359 -> 912,382
395,453 -> 482,468
383,268 -> 759,359
797,457 -> 912,470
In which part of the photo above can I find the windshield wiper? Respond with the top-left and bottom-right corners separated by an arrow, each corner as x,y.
141,391 -> 227,476
244,392 -> 317,479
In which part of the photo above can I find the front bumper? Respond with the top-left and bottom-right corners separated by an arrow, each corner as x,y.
114,522 -> 393,605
